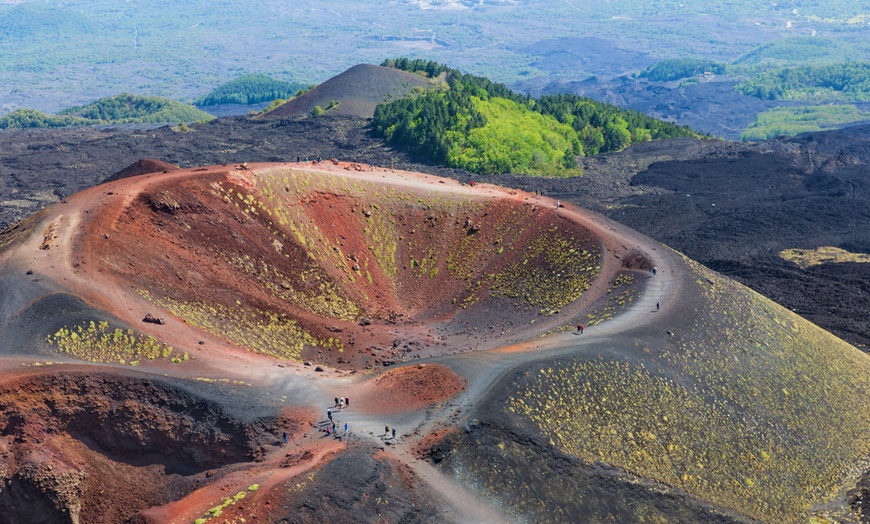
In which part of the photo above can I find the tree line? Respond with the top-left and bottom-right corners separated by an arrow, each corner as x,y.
1,93 -> 214,129
196,74 -> 307,106
735,62 -> 870,101
373,59 -> 700,176
637,58 -> 727,82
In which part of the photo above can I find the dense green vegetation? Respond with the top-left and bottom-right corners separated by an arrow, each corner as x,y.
741,105 -> 870,140
735,62 -> 870,101
448,97 -> 581,176
637,58 -> 727,82
373,60 -> 700,176
0,93 -> 214,129
733,37 -> 859,67
0,109 -> 91,129
196,74 -> 307,106
381,58 -> 452,79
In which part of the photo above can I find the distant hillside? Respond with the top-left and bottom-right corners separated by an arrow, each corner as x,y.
196,74 -> 307,106
734,37 -> 860,67
0,94 -> 214,129
373,59 -> 700,176
0,2 -> 95,39
735,62 -> 870,101
261,64 -> 435,119
740,105 -> 870,140
3,0 -> 869,114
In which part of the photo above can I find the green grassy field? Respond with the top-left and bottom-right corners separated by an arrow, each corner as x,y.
741,105 -> 870,140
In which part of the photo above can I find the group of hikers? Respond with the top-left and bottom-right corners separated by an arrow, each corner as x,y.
323,396 -> 351,439
320,396 -> 399,442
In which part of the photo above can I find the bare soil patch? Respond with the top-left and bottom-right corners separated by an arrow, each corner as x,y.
356,364 -> 466,415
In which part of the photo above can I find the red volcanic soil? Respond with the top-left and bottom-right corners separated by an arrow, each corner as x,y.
356,363 -> 466,415
0,367 -> 296,524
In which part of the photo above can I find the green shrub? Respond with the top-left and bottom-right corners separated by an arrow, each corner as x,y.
196,73 -> 305,106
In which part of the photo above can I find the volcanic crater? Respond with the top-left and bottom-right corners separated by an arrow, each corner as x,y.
61,161 -> 633,370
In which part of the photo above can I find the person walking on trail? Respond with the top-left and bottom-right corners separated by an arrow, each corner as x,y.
391,427 -> 396,439
327,408 -> 332,421
656,302 -> 660,312
344,423 -> 348,434
653,266 -> 657,276
577,323 -> 584,334
345,397 -> 350,407
283,431 -> 288,444
385,424 -> 390,437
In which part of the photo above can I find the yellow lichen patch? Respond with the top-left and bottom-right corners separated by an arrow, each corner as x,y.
362,203 -> 399,278
47,320 -> 188,365
780,246 -> 870,269
225,254 -> 360,321
489,228 -> 601,315
140,291 -> 340,361
194,489 -> 250,524
583,271 -> 639,326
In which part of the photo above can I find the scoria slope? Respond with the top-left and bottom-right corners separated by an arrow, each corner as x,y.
441,254 -> 870,523
0,161 -> 869,523
261,64 -> 436,119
